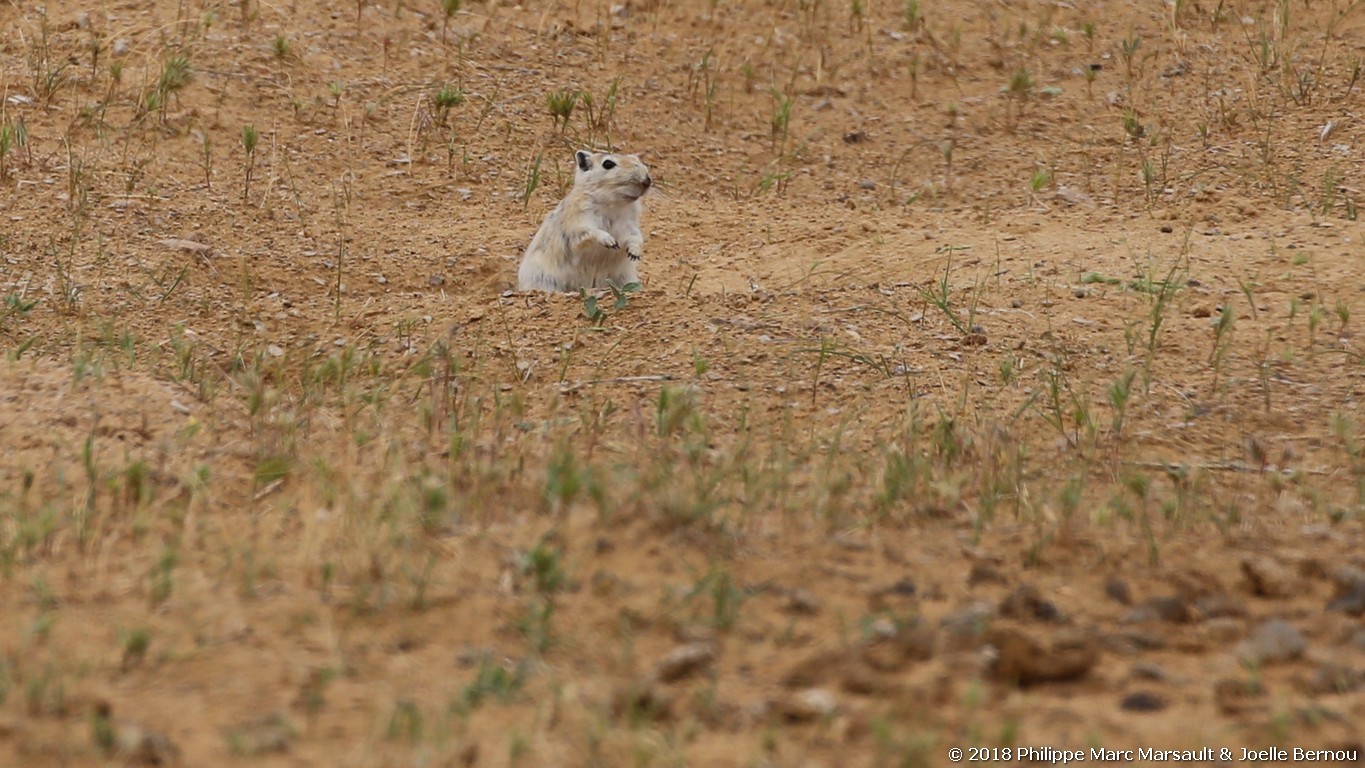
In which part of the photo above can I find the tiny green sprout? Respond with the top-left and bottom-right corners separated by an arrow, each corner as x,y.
3,293 -> 38,324
769,88 -> 794,149
1122,108 -> 1145,139
385,699 -> 423,742
546,90 -> 578,131
241,125 -> 260,202
518,540 -> 565,596
905,0 -> 922,30
1309,303 -> 1325,336
1002,68 -> 1033,130
272,33 -> 291,59
1335,299 -> 1350,330
454,656 -> 527,715
1331,412 -> 1356,452
434,84 -> 465,110
609,280 -> 640,309
91,704 -> 116,752
1343,57 -> 1362,100
119,626 -> 152,668
579,283 -> 639,326
1109,369 -> 1136,438
1030,168 -> 1051,194
1120,32 -> 1142,77
521,152 -> 542,208
150,544 -> 178,605
241,124 -> 259,154
158,55 -> 192,97
515,599 -> 556,654
581,291 -> 606,325
0,123 -> 12,179
433,84 -> 465,125
998,354 -> 1015,384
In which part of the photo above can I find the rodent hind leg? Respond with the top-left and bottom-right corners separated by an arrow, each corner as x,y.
517,263 -> 574,293
609,260 -> 640,288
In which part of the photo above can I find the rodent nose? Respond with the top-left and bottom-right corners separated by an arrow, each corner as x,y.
642,176 -> 652,188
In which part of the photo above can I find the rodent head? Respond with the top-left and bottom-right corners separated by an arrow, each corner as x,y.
574,150 -> 652,202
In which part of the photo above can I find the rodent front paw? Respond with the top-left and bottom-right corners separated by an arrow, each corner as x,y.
599,235 -> 619,249
628,249 -> 642,261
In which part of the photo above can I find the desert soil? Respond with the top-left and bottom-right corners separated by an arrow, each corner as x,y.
2,0 -> 1365,765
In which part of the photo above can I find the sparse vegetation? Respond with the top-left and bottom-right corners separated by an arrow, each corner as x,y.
240,124 -> 259,202
546,89 -> 578,132
1,1 -> 1362,766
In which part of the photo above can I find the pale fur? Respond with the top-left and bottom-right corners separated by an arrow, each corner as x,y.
517,150 -> 652,292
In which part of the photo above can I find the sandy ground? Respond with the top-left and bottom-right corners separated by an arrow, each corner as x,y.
2,0 -> 1364,765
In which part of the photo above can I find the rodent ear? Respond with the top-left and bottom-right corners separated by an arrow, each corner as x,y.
575,150 -> 593,172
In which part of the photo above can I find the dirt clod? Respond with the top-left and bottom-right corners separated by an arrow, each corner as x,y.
1119,691 -> 1167,712
1104,577 -> 1133,606
1326,578 -> 1365,616
226,713 -> 294,756
1299,664 -> 1365,696
115,723 -> 180,766
987,623 -> 1100,686
941,602 -> 997,650
782,588 -> 823,615
968,561 -> 1009,586
860,621 -> 937,671
1129,595 -> 1198,624
614,682 -> 674,723
774,688 -> 839,722
3,0 -> 1365,763
1237,620 -> 1307,666
654,642 -> 719,683
1214,678 -> 1268,716
999,584 -> 1066,623
1241,557 -> 1298,598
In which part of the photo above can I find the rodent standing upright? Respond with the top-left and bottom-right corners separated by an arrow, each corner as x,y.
517,149 -> 653,292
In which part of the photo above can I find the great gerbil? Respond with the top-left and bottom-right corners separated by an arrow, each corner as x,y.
517,150 -> 653,292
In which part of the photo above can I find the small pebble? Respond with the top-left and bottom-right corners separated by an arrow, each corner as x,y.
653,642 -> 717,683
1120,691 -> 1167,712
1237,619 -> 1305,665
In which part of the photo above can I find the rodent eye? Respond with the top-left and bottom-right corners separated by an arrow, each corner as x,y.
601,158 -> 616,170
